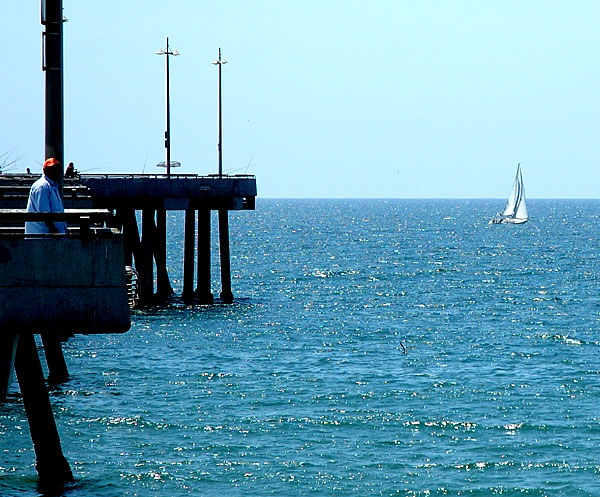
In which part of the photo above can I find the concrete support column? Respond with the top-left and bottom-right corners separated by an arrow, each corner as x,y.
218,209 -> 233,303
154,207 -> 173,300
196,209 -> 214,304
0,332 -> 18,402
140,208 -> 156,304
14,333 -> 73,488
117,208 -> 134,267
182,208 -> 196,303
40,333 -> 69,384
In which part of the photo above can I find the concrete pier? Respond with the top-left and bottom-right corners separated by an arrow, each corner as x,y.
1,1 -> 257,487
0,209 -> 131,487
0,173 -> 257,306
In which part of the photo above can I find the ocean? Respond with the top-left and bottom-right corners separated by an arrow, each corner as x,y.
1,199 -> 599,496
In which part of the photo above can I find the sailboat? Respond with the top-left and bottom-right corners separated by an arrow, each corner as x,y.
490,163 -> 528,224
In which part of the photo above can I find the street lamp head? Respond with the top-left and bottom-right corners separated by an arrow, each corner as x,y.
156,49 -> 181,56
213,47 -> 228,65
156,46 -> 181,57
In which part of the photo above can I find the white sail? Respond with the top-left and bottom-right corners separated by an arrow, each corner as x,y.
513,166 -> 528,220
491,164 -> 528,224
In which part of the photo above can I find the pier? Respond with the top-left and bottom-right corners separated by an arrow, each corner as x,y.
0,210 -> 131,487
0,173 -> 257,487
81,173 -> 256,304
1,0 -> 258,488
0,169 -> 257,488
0,172 -> 257,305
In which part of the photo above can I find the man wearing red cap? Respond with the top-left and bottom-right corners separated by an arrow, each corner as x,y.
25,158 -> 68,234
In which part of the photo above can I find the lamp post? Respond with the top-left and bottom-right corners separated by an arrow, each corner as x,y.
42,0 -> 65,191
212,48 -> 227,178
156,37 -> 180,179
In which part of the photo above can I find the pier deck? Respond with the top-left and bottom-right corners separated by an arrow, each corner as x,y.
0,173 -> 257,210
0,172 -> 258,305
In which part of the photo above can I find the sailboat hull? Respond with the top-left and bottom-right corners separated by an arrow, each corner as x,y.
491,216 -> 528,225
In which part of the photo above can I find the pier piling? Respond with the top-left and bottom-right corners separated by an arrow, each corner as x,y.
218,209 -> 233,303
121,208 -> 141,267
182,208 -> 196,303
155,207 -> 174,300
40,333 -> 69,384
196,208 -> 214,304
140,208 -> 156,302
0,333 -> 18,402
14,333 -> 74,487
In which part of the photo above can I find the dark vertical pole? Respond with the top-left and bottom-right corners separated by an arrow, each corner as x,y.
43,0 -> 64,188
217,48 -> 224,178
40,333 -> 69,384
0,332 -> 18,402
14,333 -> 73,487
157,37 -> 179,179
154,207 -> 173,300
182,208 -> 196,303
196,209 -> 214,304
212,48 -> 228,178
140,208 -> 156,304
218,208 -> 233,303
165,37 -> 171,179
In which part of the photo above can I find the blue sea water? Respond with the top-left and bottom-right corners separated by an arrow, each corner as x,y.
1,199 -> 600,496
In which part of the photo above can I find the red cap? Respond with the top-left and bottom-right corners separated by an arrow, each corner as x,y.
43,157 -> 61,169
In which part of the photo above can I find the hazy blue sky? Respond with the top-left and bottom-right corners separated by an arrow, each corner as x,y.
3,1 -> 600,198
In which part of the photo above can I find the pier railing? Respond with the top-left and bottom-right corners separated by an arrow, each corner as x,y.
0,208 -> 114,234
74,173 -> 256,180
